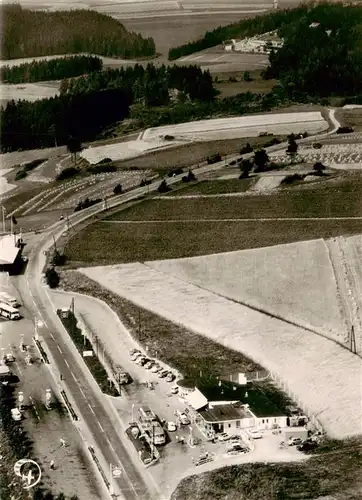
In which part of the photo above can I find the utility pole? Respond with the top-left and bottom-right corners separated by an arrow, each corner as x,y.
1,206 -> 6,234
350,325 -> 356,354
52,235 -> 57,253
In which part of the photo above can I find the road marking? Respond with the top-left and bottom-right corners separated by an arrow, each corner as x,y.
57,345 -> 63,354
97,422 -> 105,433
64,359 -> 70,368
70,371 -> 77,381
106,437 -> 116,453
49,332 -> 55,340
88,403 -> 95,415
79,386 -> 86,398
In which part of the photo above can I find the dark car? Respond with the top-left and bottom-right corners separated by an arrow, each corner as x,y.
138,357 -> 149,366
297,440 -> 318,452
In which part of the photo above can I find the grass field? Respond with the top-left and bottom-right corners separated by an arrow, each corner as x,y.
336,109 -> 362,132
60,269 -> 262,379
214,70 -> 277,98
64,174 -> 362,265
147,238 -> 348,341
167,178 -> 256,195
171,437 -> 362,500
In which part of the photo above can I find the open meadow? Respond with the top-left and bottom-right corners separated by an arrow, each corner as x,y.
64,173 -> 362,265
147,238 -> 349,343
79,261 -> 362,439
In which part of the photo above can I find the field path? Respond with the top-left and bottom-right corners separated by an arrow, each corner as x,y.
103,216 -> 362,223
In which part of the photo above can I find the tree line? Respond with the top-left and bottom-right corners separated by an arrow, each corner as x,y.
61,64 -> 216,104
264,3 -> 362,97
2,4 -> 155,60
0,88 -> 131,152
168,4 -> 310,60
1,55 -> 103,84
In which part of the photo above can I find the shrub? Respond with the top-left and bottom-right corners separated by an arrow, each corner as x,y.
168,167 -> 183,177
15,170 -> 28,180
87,164 -> 116,174
281,173 -> 305,184
74,197 -> 101,212
240,143 -> 253,154
313,162 -> 327,175
51,249 -> 66,266
336,126 -> 353,134
56,166 -> 79,181
164,134 -> 175,140
96,157 -> 112,164
45,267 -> 60,288
113,184 -> 123,195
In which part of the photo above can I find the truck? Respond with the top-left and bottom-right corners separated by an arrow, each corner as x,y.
0,302 -> 21,320
0,292 -> 19,308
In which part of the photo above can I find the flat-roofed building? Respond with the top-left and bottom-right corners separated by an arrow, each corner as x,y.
0,234 -> 22,274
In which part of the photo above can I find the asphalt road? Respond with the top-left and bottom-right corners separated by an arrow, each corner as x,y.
15,107 -> 341,499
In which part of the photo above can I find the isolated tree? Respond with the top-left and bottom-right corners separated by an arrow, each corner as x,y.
66,136 -> 82,165
239,159 -> 253,178
240,142 -> 253,155
253,149 -> 269,172
45,267 -> 60,288
286,133 -> 298,163
313,162 -> 326,175
51,249 -> 66,266
158,179 -> 171,193
243,71 -> 252,82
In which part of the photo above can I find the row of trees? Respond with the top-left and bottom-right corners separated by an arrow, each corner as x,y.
61,64 -> 216,104
2,4 -> 155,60
1,55 -> 103,84
0,88 -> 131,152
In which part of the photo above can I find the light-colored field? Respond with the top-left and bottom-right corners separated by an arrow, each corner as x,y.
0,53 -> 137,68
80,138 -> 185,164
141,112 -> 328,142
0,81 -> 60,103
79,261 -> 362,439
146,238 -> 349,341
269,143 -> 362,168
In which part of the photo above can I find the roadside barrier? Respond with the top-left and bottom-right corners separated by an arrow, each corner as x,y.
60,389 -> 78,421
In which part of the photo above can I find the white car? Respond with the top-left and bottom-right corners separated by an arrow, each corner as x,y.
170,385 -> 179,394
11,408 -> 22,421
144,361 -> 155,370
150,364 -> 161,373
131,353 -> 143,361
167,421 -> 177,432
247,429 -> 263,439
218,432 -> 230,442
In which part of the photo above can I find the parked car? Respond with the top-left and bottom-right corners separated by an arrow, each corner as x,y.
179,413 -> 190,425
129,348 -> 140,356
229,434 -> 243,442
144,361 -> 155,370
170,385 -> 179,394
5,353 -> 15,363
131,352 -> 143,361
288,437 -> 303,446
167,421 -> 177,432
151,364 -> 162,373
138,357 -> 149,366
166,372 -> 175,383
11,408 -> 22,421
158,370 -> 168,378
297,440 -> 318,452
218,432 -> 231,442
247,429 -> 262,439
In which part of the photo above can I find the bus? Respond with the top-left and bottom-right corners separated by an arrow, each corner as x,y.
138,406 -> 166,445
0,302 -> 21,320
0,292 -> 19,308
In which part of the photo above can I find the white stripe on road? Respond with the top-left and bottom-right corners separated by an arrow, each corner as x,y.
79,386 -> 86,398
97,422 -> 105,432
88,403 -> 95,415
101,216 -> 362,223
57,345 -> 63,354
64,359 -> 70,368
49,333 -> 55,340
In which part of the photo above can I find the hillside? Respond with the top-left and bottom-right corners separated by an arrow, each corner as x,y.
171,437 -> 362,500
1,4 -> 155,60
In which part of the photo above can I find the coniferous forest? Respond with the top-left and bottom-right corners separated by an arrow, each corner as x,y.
0,64 -> 216,152
1,55 -> 103,84
2,4 -> 155,60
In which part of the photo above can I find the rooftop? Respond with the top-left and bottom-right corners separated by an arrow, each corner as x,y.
199,403 -> 252,423
0,234 -> 20,265
197,380 -> 287,418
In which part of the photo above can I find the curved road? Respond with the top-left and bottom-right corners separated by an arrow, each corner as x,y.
19,108 -> 341,499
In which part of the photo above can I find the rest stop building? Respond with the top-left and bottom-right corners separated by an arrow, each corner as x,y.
177,374 -> 307,437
